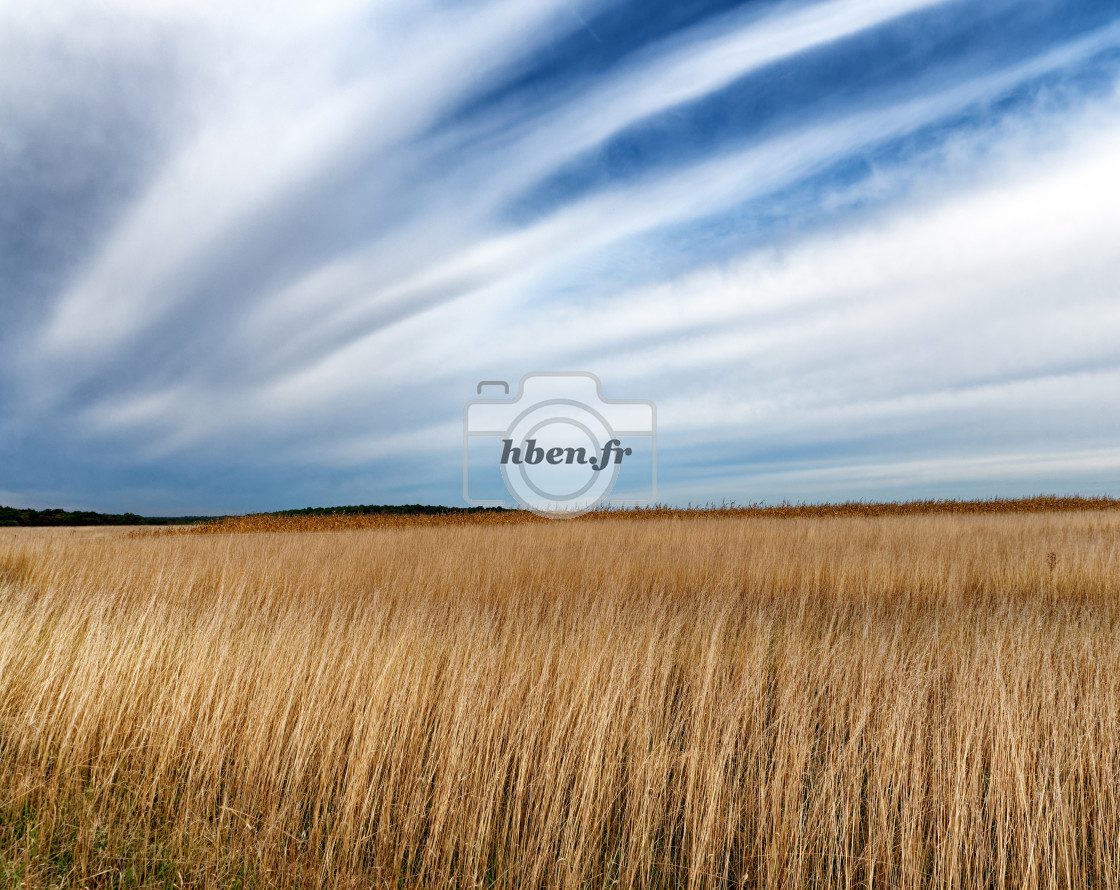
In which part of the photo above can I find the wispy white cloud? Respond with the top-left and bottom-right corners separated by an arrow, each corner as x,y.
89,96 -> 1120,487
30,0 -> 965,389
653,445 -> 1120,505
3,0 -> 1118,510
248,99 -> 1120,485
449,0 -> 959,191
223,22 -> 1117,376
31,0 -> 602,367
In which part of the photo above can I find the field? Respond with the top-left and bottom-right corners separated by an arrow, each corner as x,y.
2,507 -> 1120,888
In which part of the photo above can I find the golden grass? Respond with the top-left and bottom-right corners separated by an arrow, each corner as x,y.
3,510 -> 1120,888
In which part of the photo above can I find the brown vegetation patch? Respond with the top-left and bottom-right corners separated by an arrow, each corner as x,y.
167,494 -> 1120,534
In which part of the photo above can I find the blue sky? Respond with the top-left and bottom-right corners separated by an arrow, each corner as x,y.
1,0 -> 1119,514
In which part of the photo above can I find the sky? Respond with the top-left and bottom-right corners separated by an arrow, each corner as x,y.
1,0 -> 1119,515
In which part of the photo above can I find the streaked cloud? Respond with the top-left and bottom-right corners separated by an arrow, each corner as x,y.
1,0 -> 1118,511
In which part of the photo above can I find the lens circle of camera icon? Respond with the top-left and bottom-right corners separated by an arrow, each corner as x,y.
500,399 -> 620,515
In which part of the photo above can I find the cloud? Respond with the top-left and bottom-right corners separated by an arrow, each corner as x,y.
65,15 -> 1120,411
1,0 -> 1118,511
444,0 -> 960,196
32,0 -> 594,364
27,0 -> 966,399
268,97 -> 1120,493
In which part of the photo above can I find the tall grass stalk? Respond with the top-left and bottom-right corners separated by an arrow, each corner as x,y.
2,512 -> 1119,887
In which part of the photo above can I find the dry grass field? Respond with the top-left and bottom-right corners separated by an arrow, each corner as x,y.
3,507 -> 1120,888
